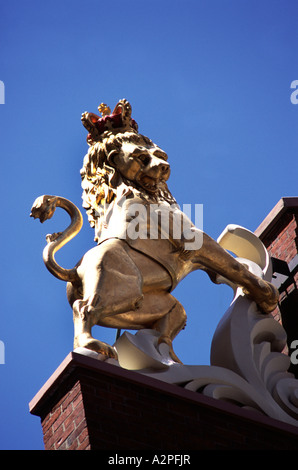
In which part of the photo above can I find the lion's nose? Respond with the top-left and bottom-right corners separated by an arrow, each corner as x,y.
149,156 -> 170,180
159,162 -> 170,178
160,163 -> 169,172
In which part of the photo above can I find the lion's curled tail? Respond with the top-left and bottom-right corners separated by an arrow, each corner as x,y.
30,195 -> 83,283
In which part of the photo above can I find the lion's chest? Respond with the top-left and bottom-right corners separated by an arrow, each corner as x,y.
97,196 -> 185,244
95,195 -> 192,289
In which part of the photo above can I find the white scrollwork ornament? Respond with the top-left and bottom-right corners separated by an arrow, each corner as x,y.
184,225 -> 298,426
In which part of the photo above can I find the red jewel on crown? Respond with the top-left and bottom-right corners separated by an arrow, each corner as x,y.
81,99 -> 138,144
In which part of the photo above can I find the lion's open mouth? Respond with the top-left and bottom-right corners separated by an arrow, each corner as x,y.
138,175 -> 158,192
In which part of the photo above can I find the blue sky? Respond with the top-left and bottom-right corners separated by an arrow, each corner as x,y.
0,0 -> 298,450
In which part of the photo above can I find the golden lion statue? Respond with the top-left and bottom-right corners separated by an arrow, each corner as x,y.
31,99 -> 278,362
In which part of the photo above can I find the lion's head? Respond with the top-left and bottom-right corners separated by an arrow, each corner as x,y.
80,100 -> 176,236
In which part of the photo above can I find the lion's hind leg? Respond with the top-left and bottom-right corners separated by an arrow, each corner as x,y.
153,297 -> 187,364
96,291 -> 187,364
73,299 -> 118,358
72,239 -> 144,357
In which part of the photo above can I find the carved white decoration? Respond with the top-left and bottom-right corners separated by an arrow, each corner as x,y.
75,224 -> 298,427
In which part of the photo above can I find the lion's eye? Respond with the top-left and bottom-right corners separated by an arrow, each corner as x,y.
138,154 -> 150,166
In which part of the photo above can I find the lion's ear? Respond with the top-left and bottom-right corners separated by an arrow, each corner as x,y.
106,149 -> 119,167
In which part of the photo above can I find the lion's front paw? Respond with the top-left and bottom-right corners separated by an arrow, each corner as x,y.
244,280 -> 279,314
256,281 -> 279,314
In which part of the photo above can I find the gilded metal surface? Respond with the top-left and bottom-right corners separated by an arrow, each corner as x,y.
30,195 -> 83,282
31,99 -> 279,361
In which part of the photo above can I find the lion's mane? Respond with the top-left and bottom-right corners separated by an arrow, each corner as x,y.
80,131 -> 177,241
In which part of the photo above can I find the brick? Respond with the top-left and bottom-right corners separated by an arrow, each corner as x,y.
52,411 -> 67,433
63,414 -> 76,435
77,439 -> 91,450
77,426 -> 89,445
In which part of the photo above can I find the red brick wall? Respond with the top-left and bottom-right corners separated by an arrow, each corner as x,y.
255,198 -> 298,266
255,198 -> 298,365
264,214 -> 297,264
255,198 -> 298,303
30,352 -> 298,450
40,379 -> 90,450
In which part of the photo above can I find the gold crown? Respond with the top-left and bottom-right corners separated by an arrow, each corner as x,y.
81,99 -> 138,144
